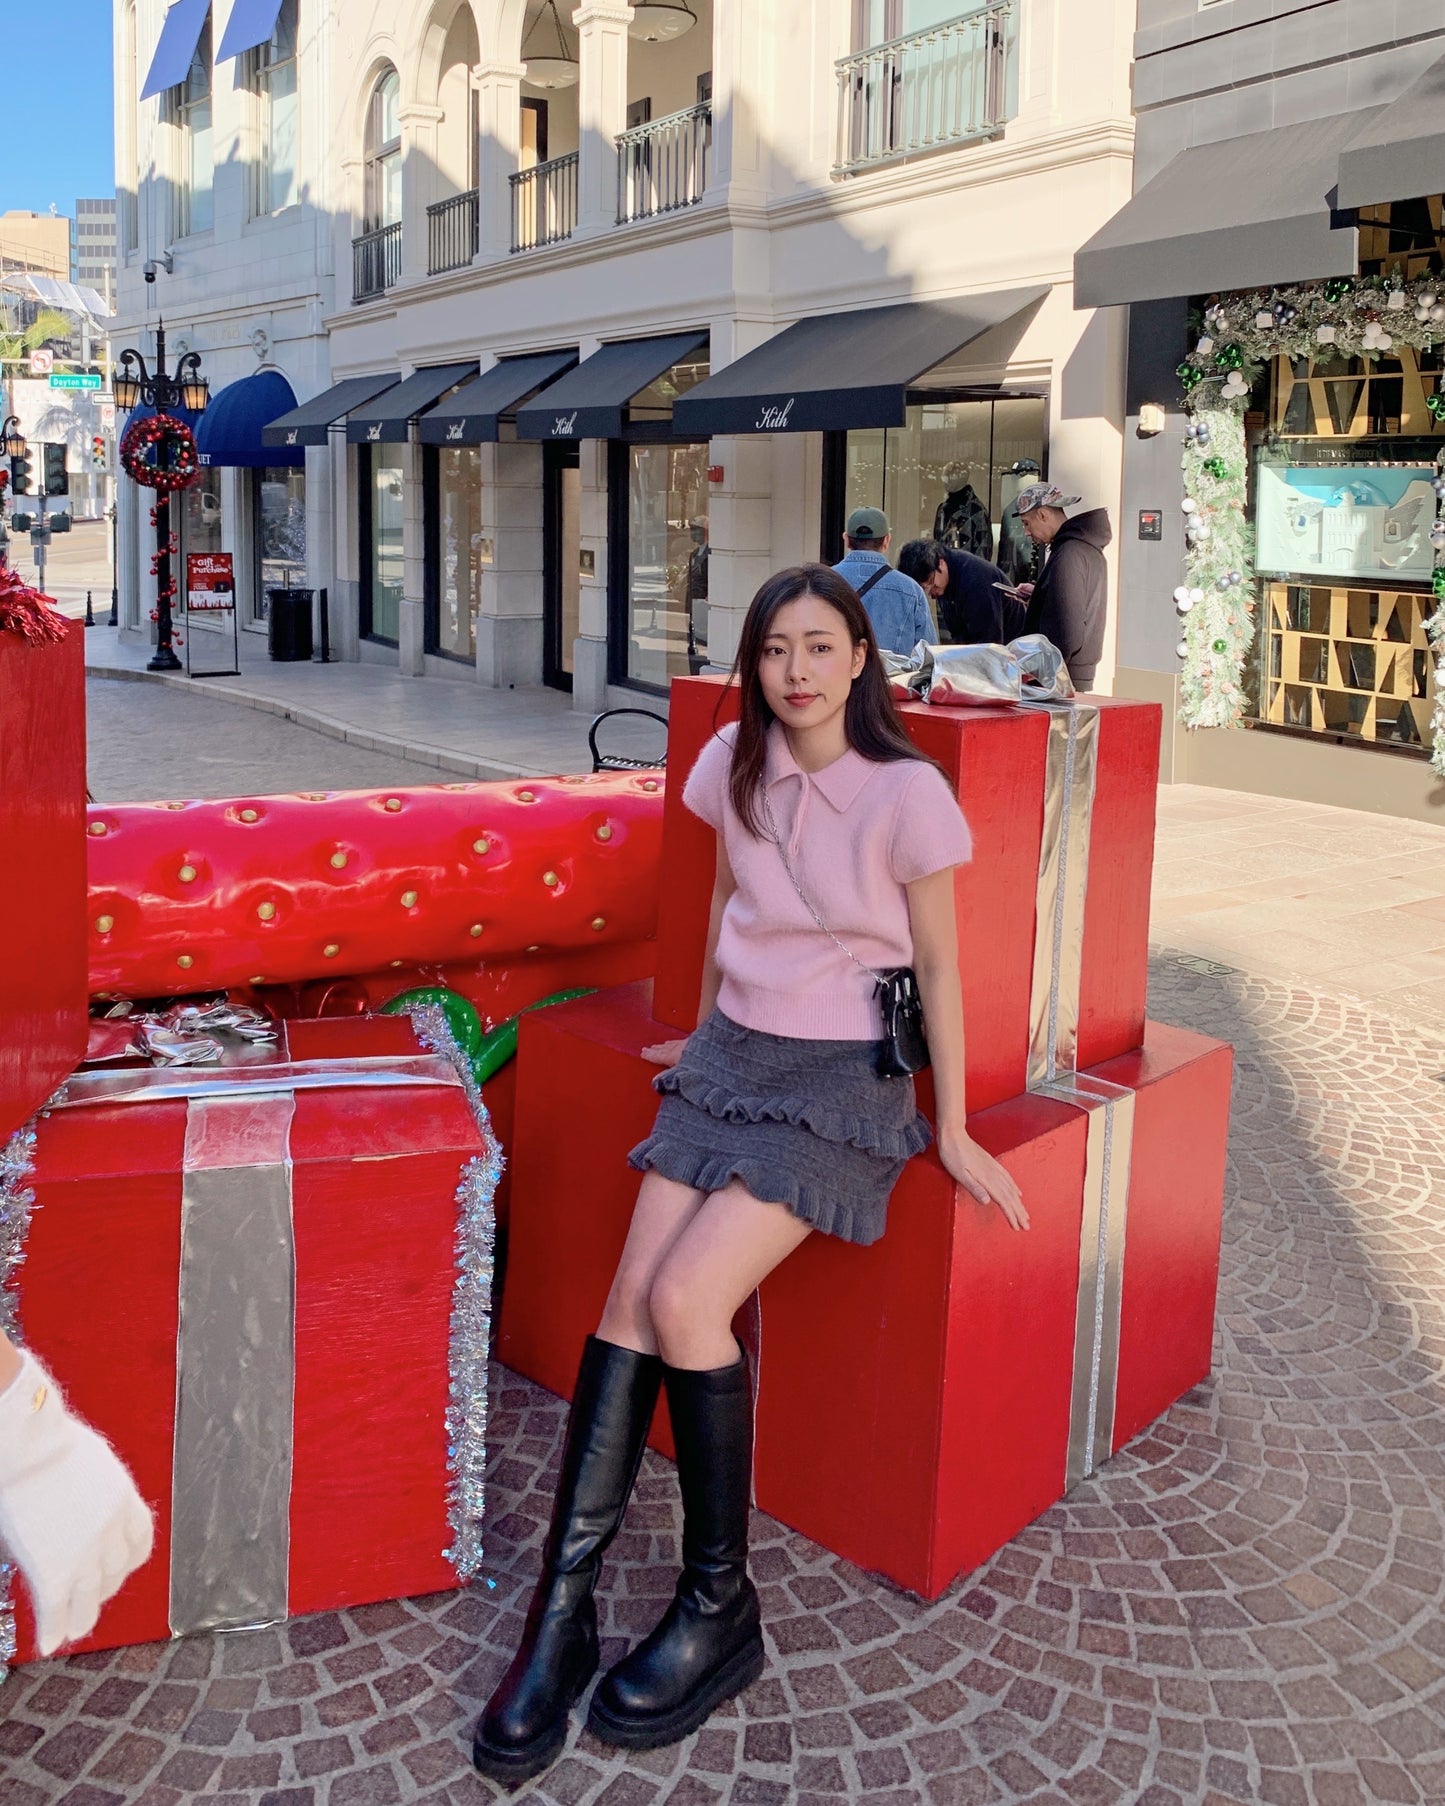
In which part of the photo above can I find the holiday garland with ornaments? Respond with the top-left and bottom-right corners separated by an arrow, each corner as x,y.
1175,273 -> 1445,776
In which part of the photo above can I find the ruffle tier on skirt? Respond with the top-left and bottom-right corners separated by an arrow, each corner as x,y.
627,1009 -> 931,1246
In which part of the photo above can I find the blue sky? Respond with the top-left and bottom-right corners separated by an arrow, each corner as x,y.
4,3 -> 115,215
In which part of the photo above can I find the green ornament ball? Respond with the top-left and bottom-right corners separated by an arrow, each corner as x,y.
1202,456 -> 1229,481
1323,277 -> 1354,302
1434,568 -> 1445,599
1216,343 -> 1245,370
1176,362 -> 1203,392
1211,638 -> 1230,655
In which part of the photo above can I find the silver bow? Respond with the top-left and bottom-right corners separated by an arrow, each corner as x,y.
885,635 -> 1074,707
136,1001 -> 280,1067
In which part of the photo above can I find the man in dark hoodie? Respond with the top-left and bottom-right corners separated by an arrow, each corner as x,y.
1014,483 -> 1111,689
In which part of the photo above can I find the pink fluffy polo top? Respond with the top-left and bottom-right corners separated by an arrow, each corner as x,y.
683,721 -> 973,1041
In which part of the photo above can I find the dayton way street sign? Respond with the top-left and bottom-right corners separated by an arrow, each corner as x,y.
49,372 -> 103,391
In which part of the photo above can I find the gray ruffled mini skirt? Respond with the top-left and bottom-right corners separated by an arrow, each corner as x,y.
627,1009 -> 932,1246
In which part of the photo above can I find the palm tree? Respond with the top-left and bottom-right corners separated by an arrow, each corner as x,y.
0,308 -> 74,367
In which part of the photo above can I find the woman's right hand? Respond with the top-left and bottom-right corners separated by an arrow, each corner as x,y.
641,1038 -> 689,1068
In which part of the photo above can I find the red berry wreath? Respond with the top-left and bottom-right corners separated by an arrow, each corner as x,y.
120,413 -> 201,493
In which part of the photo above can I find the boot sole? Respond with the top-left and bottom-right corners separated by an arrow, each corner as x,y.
586,1635 -> 766,1750
471,1656 -> 597,1787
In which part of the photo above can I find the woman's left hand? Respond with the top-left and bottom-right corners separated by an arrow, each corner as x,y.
938,1129 -> 1029,1231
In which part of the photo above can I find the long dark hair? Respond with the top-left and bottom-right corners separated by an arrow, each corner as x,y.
720,563 -> 929,837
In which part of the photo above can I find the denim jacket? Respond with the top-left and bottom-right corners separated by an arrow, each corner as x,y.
831,551 -> 938,656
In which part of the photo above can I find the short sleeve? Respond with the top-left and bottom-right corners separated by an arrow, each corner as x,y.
681,726 -> 735,831
889,762 -> 973,883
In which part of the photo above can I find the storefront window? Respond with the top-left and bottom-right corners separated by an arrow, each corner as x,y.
180,475 -> 223,589
435,447 -> 482,663
1247,341 -> 1445,751
364,442 -> 405,644
841,394 -> 1046,584
254,467 -> 306,624
621,441 -> 710,689
1358,196 -> 1445,281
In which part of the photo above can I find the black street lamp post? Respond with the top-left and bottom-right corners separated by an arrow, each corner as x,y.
113,320 -> 209,673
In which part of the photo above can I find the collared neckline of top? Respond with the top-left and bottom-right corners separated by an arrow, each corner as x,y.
763,721 -> 877,854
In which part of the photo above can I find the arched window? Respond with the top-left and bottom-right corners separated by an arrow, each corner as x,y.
174,11 -> 214,235
254,0 -> 300,214
364,68 -> 402,231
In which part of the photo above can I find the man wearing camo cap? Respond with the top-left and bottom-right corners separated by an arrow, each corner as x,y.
1014,483 -> 1111,690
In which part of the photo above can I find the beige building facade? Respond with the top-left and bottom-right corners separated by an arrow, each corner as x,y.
114,0 -> 1137,711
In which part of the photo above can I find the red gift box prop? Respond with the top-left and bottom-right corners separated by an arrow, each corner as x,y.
652,677 -> 1160,1112
11,1016 -> 485,1661
1,619 -> 86,1142
499,986 -> 1231,1598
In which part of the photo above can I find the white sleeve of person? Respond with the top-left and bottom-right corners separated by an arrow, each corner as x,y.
0,1349 -> 154,1655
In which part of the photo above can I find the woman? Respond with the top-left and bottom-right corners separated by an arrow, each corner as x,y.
473,565 -> 1027,1785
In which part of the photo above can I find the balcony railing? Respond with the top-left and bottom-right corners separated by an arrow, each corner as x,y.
617,101 -> 711,225
428,187 -> 479,274
352,219 -> 402,301
835,0 -> 1018,177
511,152 -> 579,253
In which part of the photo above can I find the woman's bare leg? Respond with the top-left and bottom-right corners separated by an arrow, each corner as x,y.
596,1171 -> 709,1355
647,1181 -> 813,1371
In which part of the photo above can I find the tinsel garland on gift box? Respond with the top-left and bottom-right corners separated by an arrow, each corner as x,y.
0,1120 -> 38,1670
1176,273 -> 1445,774
404,1001 -> 503,1584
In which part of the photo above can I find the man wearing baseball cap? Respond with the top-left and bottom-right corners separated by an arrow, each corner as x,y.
1014,484 -> 1111,690
832,507 -> 937,655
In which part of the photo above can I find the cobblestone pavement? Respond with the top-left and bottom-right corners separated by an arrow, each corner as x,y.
3,956 -> 1442,1806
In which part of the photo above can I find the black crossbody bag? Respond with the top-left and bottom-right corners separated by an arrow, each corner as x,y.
761,791 -> 929,1081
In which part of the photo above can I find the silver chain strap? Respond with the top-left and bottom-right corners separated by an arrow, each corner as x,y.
760,789 -> 884,987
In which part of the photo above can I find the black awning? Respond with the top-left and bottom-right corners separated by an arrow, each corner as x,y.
261,374 -> 399,449
344,362 -> 479,444
670,291 -> 1049,437
514,331 -> 709,440
416,350 -> 578,446
1074,115 -> 1365,310
1337,55 -> 1445,209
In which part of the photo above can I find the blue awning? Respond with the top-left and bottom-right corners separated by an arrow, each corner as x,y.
140,0 -> 211,100
196,371 -> 304,469
217,0 -> 283,62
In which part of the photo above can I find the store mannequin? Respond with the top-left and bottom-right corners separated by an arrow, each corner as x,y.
931,462 -> 993,560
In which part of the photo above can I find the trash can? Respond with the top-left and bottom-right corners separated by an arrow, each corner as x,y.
267,588 -> 314,662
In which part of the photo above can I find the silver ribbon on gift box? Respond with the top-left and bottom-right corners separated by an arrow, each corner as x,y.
1018,688 -> 1138,1493
53,1053 -> 473,1637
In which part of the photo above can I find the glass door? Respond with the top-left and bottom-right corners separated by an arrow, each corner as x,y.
361,441 -> 405,644
543,441 -> 580,690
612,438 -> 710,691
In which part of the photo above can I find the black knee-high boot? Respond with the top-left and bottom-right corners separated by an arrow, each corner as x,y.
587,1349 -> 765,1748
472,1336 -> 662,1784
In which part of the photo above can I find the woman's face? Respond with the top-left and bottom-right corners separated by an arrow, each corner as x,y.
757,595 -> 867,731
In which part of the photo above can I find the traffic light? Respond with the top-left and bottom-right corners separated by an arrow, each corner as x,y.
10,449 -> 31,495
91,434 -> 107,470
42,443 -> 68,496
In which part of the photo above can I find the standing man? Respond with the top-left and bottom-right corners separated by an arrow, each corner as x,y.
832,507 -> 936,655
897,539 -> 1025,645
1014,484 -> 1111,689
